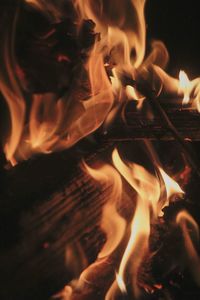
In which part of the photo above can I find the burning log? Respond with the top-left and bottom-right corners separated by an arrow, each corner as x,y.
0,1 -> 200,300
0,142 -> 199,300
101,98 -> 200,141
0,148 -> 110,300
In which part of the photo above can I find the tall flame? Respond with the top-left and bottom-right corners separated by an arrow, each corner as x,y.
105,149 -> 184,299
105,149 -> 159,299
83,161 -> 126,258
159,167 -> 184,209
1,1 -> 197,299
1,0 -> 200,164
56,145 -> 184,299
179,70 -> 191,105
0,9 -> 25,163
176,210 -> 200,286
74,0 -> 146,67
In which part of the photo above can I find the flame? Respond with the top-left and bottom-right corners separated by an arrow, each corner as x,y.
105,149 -> 161,298
0,9 -> 26,162
74,0 -> 146,68
116,273 -> 127,294
105,149 -> 185,299
55,146 -> 186,299
0,0 -> 150,164
2,2 -> 199,299
159,167 -> 184,205
176,210 -> 200,286
1,0 -> 200,164
1,29 -> 114,162
143,141 -> 184,215
179,70 -> 191,105
83,162 -> 126,258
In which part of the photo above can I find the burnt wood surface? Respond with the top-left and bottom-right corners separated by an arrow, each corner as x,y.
0,147 -> 109,300
0,3 -> 200,300
1,142 -> 200,300
102,99 -> 200,142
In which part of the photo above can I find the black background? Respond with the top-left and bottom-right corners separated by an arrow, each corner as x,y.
145,0 -> 200,77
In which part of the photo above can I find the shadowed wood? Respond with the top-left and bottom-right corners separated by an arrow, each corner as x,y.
102,99 -> 200,141
0,149 -> 109,300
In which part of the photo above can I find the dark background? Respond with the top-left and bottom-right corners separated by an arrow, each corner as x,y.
145,0 -> 200,78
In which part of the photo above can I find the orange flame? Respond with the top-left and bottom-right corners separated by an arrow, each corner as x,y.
0,10 -> 26,163
178,71 -> 200,111
0,0 -> 150,164
1,0 -> 200,164
179,70 -> 191,105
116,273 -> 127,294
55,146 -> 185,299
158,167 -> 184,213
105,149 -> 184,299
1,2 -> 197,299
105,149 -> 160,298
176,210 -> 200,286
83,161 -> 126,258
159,167 -> 184,199
74,0 -> 146,68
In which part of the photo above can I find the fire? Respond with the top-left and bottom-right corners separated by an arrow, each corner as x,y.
54,146 -> 184,299
106,149 -> 184,299
159,167 -> 184,203
108,149 -> 159,298
83,162 -> 126,258
74,0 -> 146,67
176,211 -> 200,286
179,70 -> 191,105
0,0 -> 200,299
1,0 -> 200,164
178,70 -> 200,111
116,273 -> 127,294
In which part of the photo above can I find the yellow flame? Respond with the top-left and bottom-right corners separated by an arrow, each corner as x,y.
106,148 -> 161,298
159,167 -> 184,205
83,162 -> 126,258
179,70 -> 191,105
125,85 -> 145,109
116,273 -> 127,294
176,210 -> 200,286
1,0 -> 200,164
74,0 -> 146,68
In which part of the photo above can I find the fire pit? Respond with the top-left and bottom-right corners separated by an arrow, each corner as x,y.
0,1 -> 200,300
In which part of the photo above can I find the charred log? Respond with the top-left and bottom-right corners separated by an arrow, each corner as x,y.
101,99 -> 200,141
0,142 -> 200,300
0,147 -> 109,300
